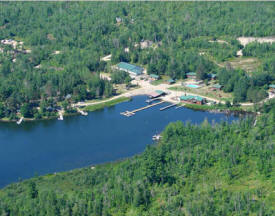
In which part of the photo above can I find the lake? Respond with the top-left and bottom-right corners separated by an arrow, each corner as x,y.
0,95 -> 239,188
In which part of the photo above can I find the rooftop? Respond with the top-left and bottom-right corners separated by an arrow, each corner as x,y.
209,73 -> 217,78
150,74 -> 160,79
155,90 -> 165,95
180,95 -> 204,102
186,72 -> 196,76
212,84 -> 222,89
167,79 -> 175,83
117,62 -> 143,75
269,84 -> 275,89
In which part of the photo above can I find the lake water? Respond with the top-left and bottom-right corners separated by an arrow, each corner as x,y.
0,95 -> 238,188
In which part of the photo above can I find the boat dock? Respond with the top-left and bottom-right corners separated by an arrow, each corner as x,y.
160,103 -> 179,111
121,101 -> 165,117
146,98 -> 160,103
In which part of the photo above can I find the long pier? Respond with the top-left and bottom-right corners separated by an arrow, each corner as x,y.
121,101 -> 165,117
159,103 -> 179,111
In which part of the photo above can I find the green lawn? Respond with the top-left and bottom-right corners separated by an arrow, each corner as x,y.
84,97 -> 131,112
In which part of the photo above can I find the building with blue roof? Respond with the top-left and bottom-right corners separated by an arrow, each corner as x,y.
149,74 -> 160,80
117,62 -> 144,76
167,79 -> 175,84
180,95 -> 206,105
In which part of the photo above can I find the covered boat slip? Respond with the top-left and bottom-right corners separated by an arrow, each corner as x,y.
148,90 -> 166,99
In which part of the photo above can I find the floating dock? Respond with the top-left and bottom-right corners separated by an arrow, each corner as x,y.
121,101 -> 165,117
160,103 -> 179,111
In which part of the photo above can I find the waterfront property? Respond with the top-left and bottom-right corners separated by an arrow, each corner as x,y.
0,95 -> 238,187
186,72 -> 197,79
180,95 -> 206,105
211,84 -> 223,91
121,100 -> 165,117
116,62 -> 144,76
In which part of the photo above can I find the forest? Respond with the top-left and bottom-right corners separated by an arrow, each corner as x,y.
0,99 -> 274,215
0,3 -> 274,214
0,2 -> 275,120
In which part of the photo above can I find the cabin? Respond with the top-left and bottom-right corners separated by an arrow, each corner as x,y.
116,17 -> 122,23
140,40 -> 153,49
180,95 -> 206,105
116,62 -> 144,77
269,84 -> 275,93
186,72 -> 196,80
65,94 -> 72,100
167,79 -> 175,85
149,74 -> 160,81
208,73 -> 217,80
148,90 -> 166,99
211,84 -> 223,91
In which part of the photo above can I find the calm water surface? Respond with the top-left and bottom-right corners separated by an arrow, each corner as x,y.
0,96 -> 238,188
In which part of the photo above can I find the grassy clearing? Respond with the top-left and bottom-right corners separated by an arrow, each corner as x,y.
170,85 -> 233,102
220,57 -> 261,73
183,103 -> 244,112
84,97 -> 131,112
151,75 -> 171,86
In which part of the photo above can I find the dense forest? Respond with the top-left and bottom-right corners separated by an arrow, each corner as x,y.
0,99 -> 274,215
0,2 -> 275,120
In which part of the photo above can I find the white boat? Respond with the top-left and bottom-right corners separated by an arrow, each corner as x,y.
77,108 -> 88,116
16,117 -> 24,125
58,113 -> 63,120
80,110 -> 88,116
152,134 -> 162,141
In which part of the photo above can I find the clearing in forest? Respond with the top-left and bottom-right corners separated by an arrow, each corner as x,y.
219,57 -> 261,73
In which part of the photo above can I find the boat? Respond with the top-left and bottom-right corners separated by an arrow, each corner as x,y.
58,113 -> 63,120
16,117 -> 24,125
77,108 -> 88,116
152,134 -> 162,141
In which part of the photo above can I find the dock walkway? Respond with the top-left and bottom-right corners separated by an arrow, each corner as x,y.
121,101 -> 164,117
160,103 -> 179,111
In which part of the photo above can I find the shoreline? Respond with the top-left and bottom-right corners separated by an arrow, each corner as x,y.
0,93 -> 255,123
0,96 -> 132,123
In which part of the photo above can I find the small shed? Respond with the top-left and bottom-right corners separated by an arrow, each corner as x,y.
211,84 -> 222,91
116,17 -> 122,23
208,73 -> 217,80
269,84 -> 275,93
140,40 -> 153,49
149,74 -> 160,80
167,79 -> 175,85
65,94 -> 72,100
